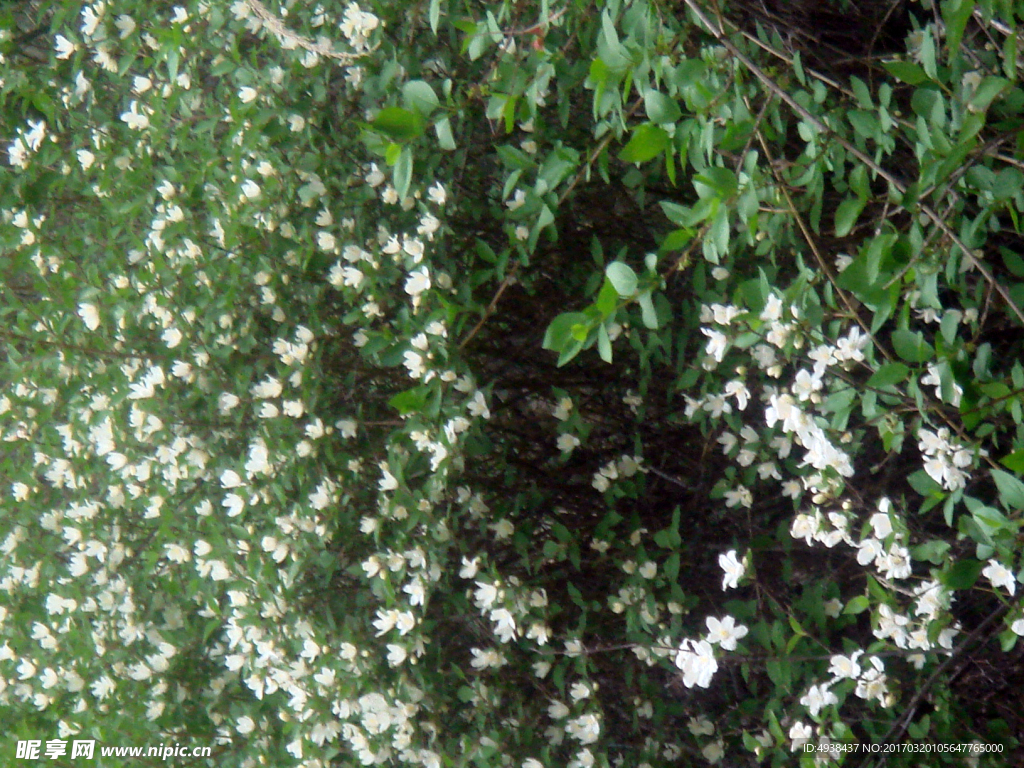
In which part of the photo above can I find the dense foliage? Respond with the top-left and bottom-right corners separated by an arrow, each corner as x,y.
4,0 -> 1024,765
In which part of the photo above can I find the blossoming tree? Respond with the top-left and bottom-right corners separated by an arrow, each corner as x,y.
3,0 -> 1024,766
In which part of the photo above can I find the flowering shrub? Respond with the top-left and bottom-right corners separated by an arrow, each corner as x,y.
3,0 -> 1024,766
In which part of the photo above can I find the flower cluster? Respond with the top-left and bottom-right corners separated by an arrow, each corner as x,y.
918,427 -> 975,491
674,616 -> 748,688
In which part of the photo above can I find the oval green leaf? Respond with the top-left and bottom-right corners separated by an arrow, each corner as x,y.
605,262 -> 638,296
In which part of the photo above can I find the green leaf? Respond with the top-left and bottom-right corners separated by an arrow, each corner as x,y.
834,196 -> 865,237
543,312 -> 590,351
372,107 -> 423,141
429,0 -> 441,33
556,339 -> 586,367
664,552 -> 680,581
389,386 -> 428,415
891,329 -> 934,363
644,89 -> 682,124
693,167 -> 738,199
619,124 -> 669,164
867,362 -> 909,389
881,61 -> 929,85
403,80 -> 440,116
605,262 -> 638,296
970,75 -> 1010,112
1000,450 -> 1024,474
943,0 -> 976,60
595,278 -> 619,316
393,147 -> 413,199
941,558 -> 984,590
843,595 -> 869,615
908,468 -> 942,496
911,539 -> 951,565
709,205 -> 729,258
637,292 -> 658,329
167,49 -> 180,82
434,117 -> 456,150
992,468 -> 1024,511
597,323 -> 612,363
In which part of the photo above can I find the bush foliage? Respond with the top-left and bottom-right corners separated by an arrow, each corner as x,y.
3,0 -> 1024,765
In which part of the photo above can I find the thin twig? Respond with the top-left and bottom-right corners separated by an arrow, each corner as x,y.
750,120 -> 892,362
557,96 -> 645,207
458,261 -> 521,350
246,0 -> 379,62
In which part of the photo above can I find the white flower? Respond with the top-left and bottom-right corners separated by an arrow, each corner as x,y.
470,647 -> 505,670
718,550 -> 747,589
405,267 -> 431,297
701,328 -> 729,362
869,511 -> 894,539
688,716 -> 714,736
761,294 -> 784,322
55,35 -> 78,59
78,303 -> 100,330
792,369 -> 821,401
427,182 -> 446,205
121,101 -> 150,130
24,120 -> 46,152
639,561 -> 657,579
468,390 -> 490,419
77,149 -> 96,169
386,644 -> 407,666
566,714 -> 600,745
548,699 -> 571,719
161,327 -> 183,348
557,433 -> 580,453
829,650 -> 862,681
724,380 -> 750,409
474,581 -> 500,609
379,468 -> 398,491
506,189 -> 526,210
834,326 -> 868,362
222,493 -> 245,517
702,741 -> 724,764
238,86 -> 258,103
403,350 -> 426,379
789,721 -> 812,751
491,519 -> 514,539
241,179 -> 261,200
1011,618 -> 1024,636
983,559 -> 1016,596
724,486 -> 752,509
857,537 -> 883,566
704,615 -> 748,650
675,639 -> 718,688
459,556 -> 480,579
800,683 -> 838,717
115,14 -> 136,37
490,608 -> 517,642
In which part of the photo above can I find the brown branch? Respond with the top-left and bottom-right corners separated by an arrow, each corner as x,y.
457,261 -> 521,350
